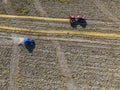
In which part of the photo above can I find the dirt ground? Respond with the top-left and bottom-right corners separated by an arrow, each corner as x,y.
0,0 -> 120,90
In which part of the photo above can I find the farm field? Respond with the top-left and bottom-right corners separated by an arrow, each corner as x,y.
100,0 -> 120,19
10,0 -> 37,16
0,2 -> 6,14
39,0 -> 109,19
0,0 -> 120,90
0,32 -> 120,90
0,33 -> 12,90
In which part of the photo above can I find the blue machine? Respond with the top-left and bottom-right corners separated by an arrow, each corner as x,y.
24,38 -> 34,45
23,38 -> 35,53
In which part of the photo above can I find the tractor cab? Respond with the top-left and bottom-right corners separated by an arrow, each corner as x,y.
69,15 -> 76,23
69,15 -> 77,29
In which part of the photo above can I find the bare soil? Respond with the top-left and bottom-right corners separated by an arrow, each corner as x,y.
0,0 -> 120,90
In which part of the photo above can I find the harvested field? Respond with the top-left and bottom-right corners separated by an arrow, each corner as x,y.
101,0 -> 120,19
0,1 -> 6,14
39,0 -> 109,19
10,0 -> 37,16
0,33 -> 12,90
18,40 -> 64,90
0,32 -> 120,90
0,0 -> 120,90
60,39 -> 120,89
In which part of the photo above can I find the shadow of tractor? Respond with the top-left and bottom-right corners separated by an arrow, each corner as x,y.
77,19 -> 87,28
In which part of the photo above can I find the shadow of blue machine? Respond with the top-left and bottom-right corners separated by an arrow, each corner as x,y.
24,38 -> 36,53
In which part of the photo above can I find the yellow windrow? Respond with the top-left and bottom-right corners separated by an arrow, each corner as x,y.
0,25 -> 120,39
0,14 -> 68,22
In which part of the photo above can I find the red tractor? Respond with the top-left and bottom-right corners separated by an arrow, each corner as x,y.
69,15 -> 77,29
69,15 -> 76,23
69,15 -> 87,28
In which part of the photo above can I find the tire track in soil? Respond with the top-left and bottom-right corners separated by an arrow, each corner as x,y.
53,41 -> 77,90
2,0 -> 15,15
93,0 -> 119,24
33,1 -> 78,90
2,0 -> 19,89
8,35 -> 19,90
